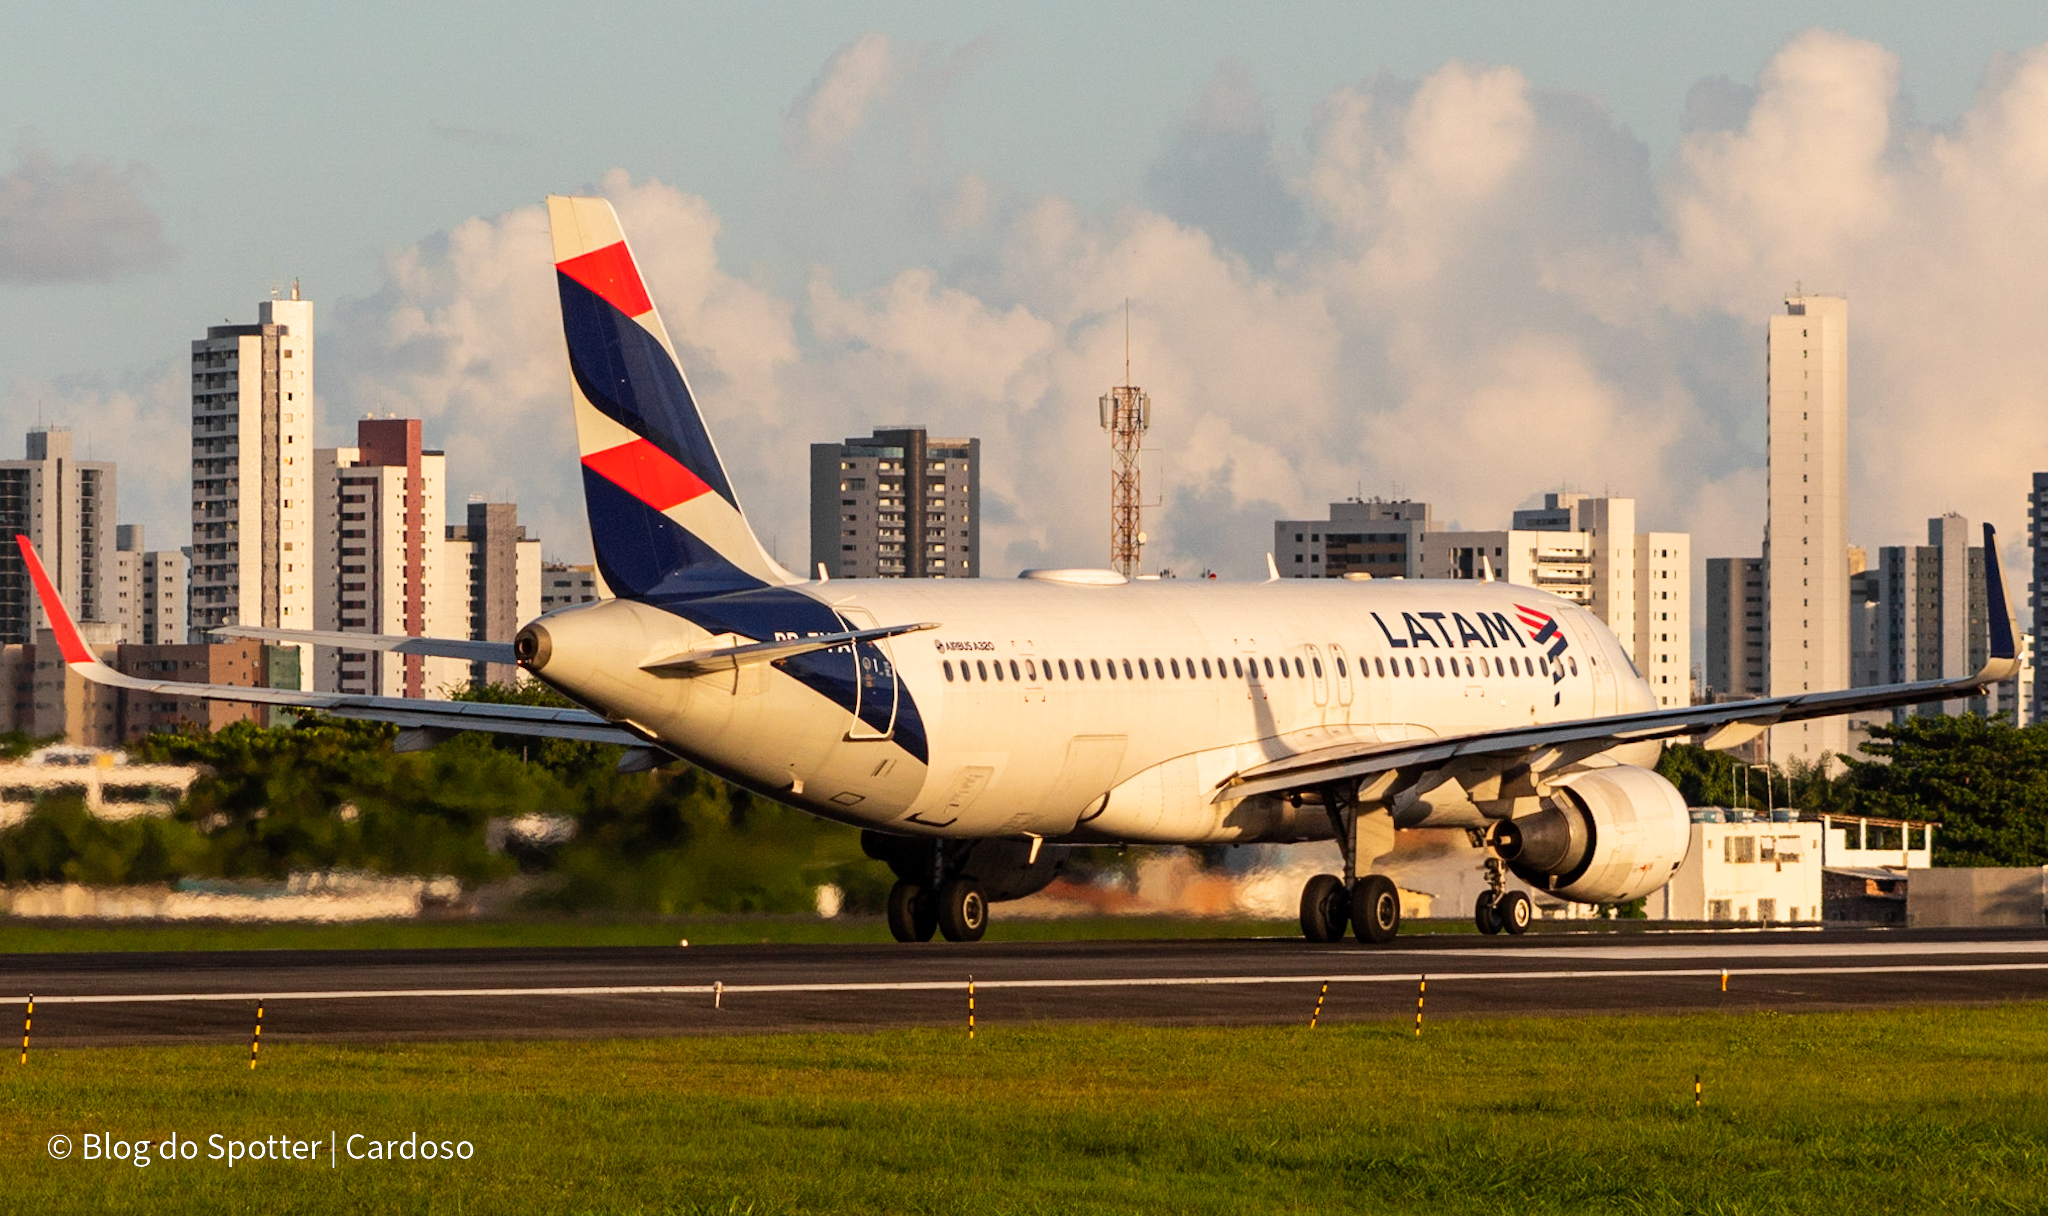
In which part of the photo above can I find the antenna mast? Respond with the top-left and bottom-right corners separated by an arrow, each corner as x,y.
1100,300 -> 1151,577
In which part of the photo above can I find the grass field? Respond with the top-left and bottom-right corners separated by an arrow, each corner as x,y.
3,1004 -> 2044,1214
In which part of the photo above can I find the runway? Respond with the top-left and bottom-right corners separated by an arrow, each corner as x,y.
6,927 -> 2048,1046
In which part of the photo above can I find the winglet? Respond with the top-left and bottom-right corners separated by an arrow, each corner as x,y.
1984,522 -> 2018,664
16,535 -> 94,665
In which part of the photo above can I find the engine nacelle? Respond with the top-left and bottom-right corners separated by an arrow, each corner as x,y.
1496,765 -> 1691,904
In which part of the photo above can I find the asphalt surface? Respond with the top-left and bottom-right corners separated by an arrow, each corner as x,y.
5,927 -> 2048,1046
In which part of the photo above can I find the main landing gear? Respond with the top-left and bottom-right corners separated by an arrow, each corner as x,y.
1472,850 -> 1532,936
1299,785 -> 1402,944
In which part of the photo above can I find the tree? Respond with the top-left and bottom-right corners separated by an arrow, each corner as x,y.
1840,715 -> 2048,867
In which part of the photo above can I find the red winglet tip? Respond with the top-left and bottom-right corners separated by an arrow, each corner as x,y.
16,534 -> 94,665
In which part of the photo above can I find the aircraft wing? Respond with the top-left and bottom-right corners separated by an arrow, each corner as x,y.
1217,521 -> 2023,806
15,536 -> 642,748
212,625 -> 516,666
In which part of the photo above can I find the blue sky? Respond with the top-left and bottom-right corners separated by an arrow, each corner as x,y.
6,3 -> 2048,583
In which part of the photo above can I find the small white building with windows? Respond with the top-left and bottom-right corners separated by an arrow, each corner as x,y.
1654,810 -> 1823,924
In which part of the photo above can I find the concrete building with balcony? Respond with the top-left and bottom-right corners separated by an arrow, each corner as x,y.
811,427 -> 979,579
540,562 -> 599,612
1276,499 -> 1435,579
1705,556 -> 1766,699
189,286 -> 314,654
109,525 -> 187,646
0,427 -> 116,643
444,501 -> 540,687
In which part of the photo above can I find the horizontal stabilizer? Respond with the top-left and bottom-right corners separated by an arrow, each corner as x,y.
642,621 -> 940,677
212,625 -> 516,666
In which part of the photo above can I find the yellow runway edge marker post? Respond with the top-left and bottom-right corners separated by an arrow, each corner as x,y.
1695,1073 -> 1702,1109
1414,975 -> 1426,1037
250,1000 -> 263,1070
1721,969 -> 1728,993
1309,981 -> 1328,1029
19,993 -> 29,1065
967,976 -> 976,1040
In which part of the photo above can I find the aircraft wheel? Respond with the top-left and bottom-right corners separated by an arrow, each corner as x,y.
1351,874 -> 1401,944
935,878 -> 989,943
1474,892 -> 1503,936
1300,874 -> 1350,942
1498,889 -> 1533,936
887,881 -> 937,943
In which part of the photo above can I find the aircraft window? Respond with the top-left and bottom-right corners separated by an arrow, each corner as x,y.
1569,657 -> 1579,676
1374,657 -> 1384,677
1311,657 -> 1323,678
994,661 -> 1005,682
1338,656 -> 1349,678
1058,659 -> 1069,680
1493,657 -> 1504,676
1170,658 -> 1182,678
1232,658 -> 1243,678
943,660 -> 955,681
1262,658 -> 1274,678
1137,660 -> 1150,680
1011,660 -> 1023,681
1435,658 -> 1446,677
1294,657 -> 1306,678
1465,657 -> 1475,677
1202,658 -> 1213,678
976,660 -> 988,681
1403,657 -> 1414,677
1090,659 -> 1102,679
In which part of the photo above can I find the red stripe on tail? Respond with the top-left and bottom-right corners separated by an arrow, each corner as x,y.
556,240 -> 654,318
582,438 -> 714,512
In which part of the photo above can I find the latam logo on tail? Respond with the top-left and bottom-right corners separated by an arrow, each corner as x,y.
1516,602 -> 1572,705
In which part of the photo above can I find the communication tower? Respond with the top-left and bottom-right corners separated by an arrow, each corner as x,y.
1099,304 -> 1150,576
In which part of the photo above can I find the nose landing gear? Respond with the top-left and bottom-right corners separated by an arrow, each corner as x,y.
1473,846 -> 1532,936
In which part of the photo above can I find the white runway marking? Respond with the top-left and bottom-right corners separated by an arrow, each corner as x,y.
9,960 -> 2048,1005
1380,939 -> 2048,962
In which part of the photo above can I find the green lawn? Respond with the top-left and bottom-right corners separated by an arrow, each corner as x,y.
3,1005 -> 2044,1214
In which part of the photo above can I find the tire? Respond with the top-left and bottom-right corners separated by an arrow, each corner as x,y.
1498,889 -> 1533,936
936,878 -> 989,942
1299,874 -> 1350,942
887,881 -> 937,943
1474,892 -> 1502,936
1351,874 -> 1401,944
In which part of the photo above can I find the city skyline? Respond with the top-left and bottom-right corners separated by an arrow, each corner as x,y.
9,19 -> 2048,636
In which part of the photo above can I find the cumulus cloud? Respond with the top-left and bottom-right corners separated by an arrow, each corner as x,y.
0,142 -> 171,281
785,33 -> 903,160
1,358 -> 190,544
296,28 -> 2048,602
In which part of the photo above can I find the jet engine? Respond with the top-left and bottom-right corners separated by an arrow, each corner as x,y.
1495,765 -> 1691,904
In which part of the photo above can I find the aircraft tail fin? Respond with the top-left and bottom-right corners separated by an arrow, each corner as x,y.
546,195 -> 795,601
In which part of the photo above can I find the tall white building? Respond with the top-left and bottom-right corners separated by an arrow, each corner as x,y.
313,418 -> 464,697
110,524 -> 187,646
1418,493 -> 1691,706
190,286 -> 315,667
0,426 -> 116,642
1765,294 -> 1849,769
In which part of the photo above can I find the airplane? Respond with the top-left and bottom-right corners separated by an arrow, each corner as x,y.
16,194 -> 2022,946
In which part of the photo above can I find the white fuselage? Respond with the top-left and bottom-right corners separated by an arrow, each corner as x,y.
530,576 -> 1660,846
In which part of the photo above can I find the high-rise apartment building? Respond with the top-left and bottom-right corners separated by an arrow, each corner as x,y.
1764,294 -> 1849,768
313,419 -> 462,697
1417,493 -> 1691,706
1276,500 -> 1435,578
811,427 -> 979,578
444,501 -> 540,687
190,287 -> 315,655
2029,472 -> 2048,725
110,525 -> 188,646
1876,514 -> 1989,719
0,427 -> 116,642
540,562 -> 599,612
1705,557 -> 1766,698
